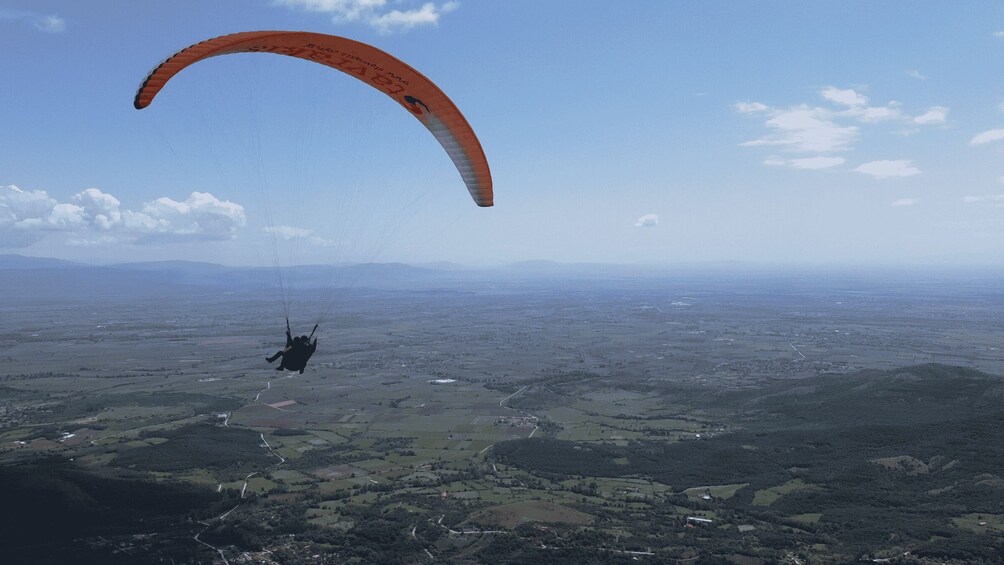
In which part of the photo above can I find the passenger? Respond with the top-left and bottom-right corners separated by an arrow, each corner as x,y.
266,321 -> 317,373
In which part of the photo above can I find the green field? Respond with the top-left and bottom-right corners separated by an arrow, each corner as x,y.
752,478 -> 820,506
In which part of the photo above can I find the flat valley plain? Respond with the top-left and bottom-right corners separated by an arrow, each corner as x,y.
2,262 -> 1003,564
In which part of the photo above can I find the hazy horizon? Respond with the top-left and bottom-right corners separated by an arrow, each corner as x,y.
6,251 -> 1004,274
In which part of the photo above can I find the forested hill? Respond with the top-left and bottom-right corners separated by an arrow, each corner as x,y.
493,364 -> 1004,562
735,363 -> 1004,427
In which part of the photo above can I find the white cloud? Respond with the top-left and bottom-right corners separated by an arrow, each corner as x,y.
994,31 -> 1004,39
913,106 -> 948,125
0,185 -> 245,248
370,3 -> 440,33
634,213 -> 659,228
906,70 -> 927,80
273,0 -> 385,21
121,210 -> 161,232
891,198 -> 916,207
46,203 -> 87,229
821,86 -> 868,107
265,225 -> 313,240
850,102 -> 902,123
787,156 -> 845,170
35,14 -> 65,32
274,0 -> 458,33
762,155 -> 845,170
970,128 -> 1004,146
1,184 -> 56,222
740,104 -> 859,153
963,194 -> 1004,204
1,185 -> 57,246
735,102 -> 769,113
0,9 -> 65,32
74,188 -> 122,230
817,86 -> 902,122
134,192 -> 246,242
67,235 -> 117,247
854,160 -> 921,179
740,88 -> 908,154
740,87 -> 949,173
264,225 -> 339,246
820,87 -> 929,124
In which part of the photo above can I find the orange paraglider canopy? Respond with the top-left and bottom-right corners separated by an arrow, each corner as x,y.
135,31 -> 493,207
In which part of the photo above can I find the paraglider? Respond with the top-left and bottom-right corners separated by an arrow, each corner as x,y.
134,31 -> 493,373
134,30 -> 493,206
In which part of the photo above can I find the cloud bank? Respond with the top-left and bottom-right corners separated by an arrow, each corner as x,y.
0,185 -> 245,248
274,0 -> 459,34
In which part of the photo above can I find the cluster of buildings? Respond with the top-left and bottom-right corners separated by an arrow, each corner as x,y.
494,415 -> 538,427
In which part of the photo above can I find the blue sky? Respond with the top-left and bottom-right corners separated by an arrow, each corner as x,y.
2,1 -> 1004,267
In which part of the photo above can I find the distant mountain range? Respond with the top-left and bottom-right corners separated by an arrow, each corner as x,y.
0,254 -> 83,270
0,254 -> 454,297
0,254 -> 661,285
3,254 -> 1003,299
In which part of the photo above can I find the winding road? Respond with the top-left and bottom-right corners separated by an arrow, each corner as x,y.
192,378 -> 289,563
